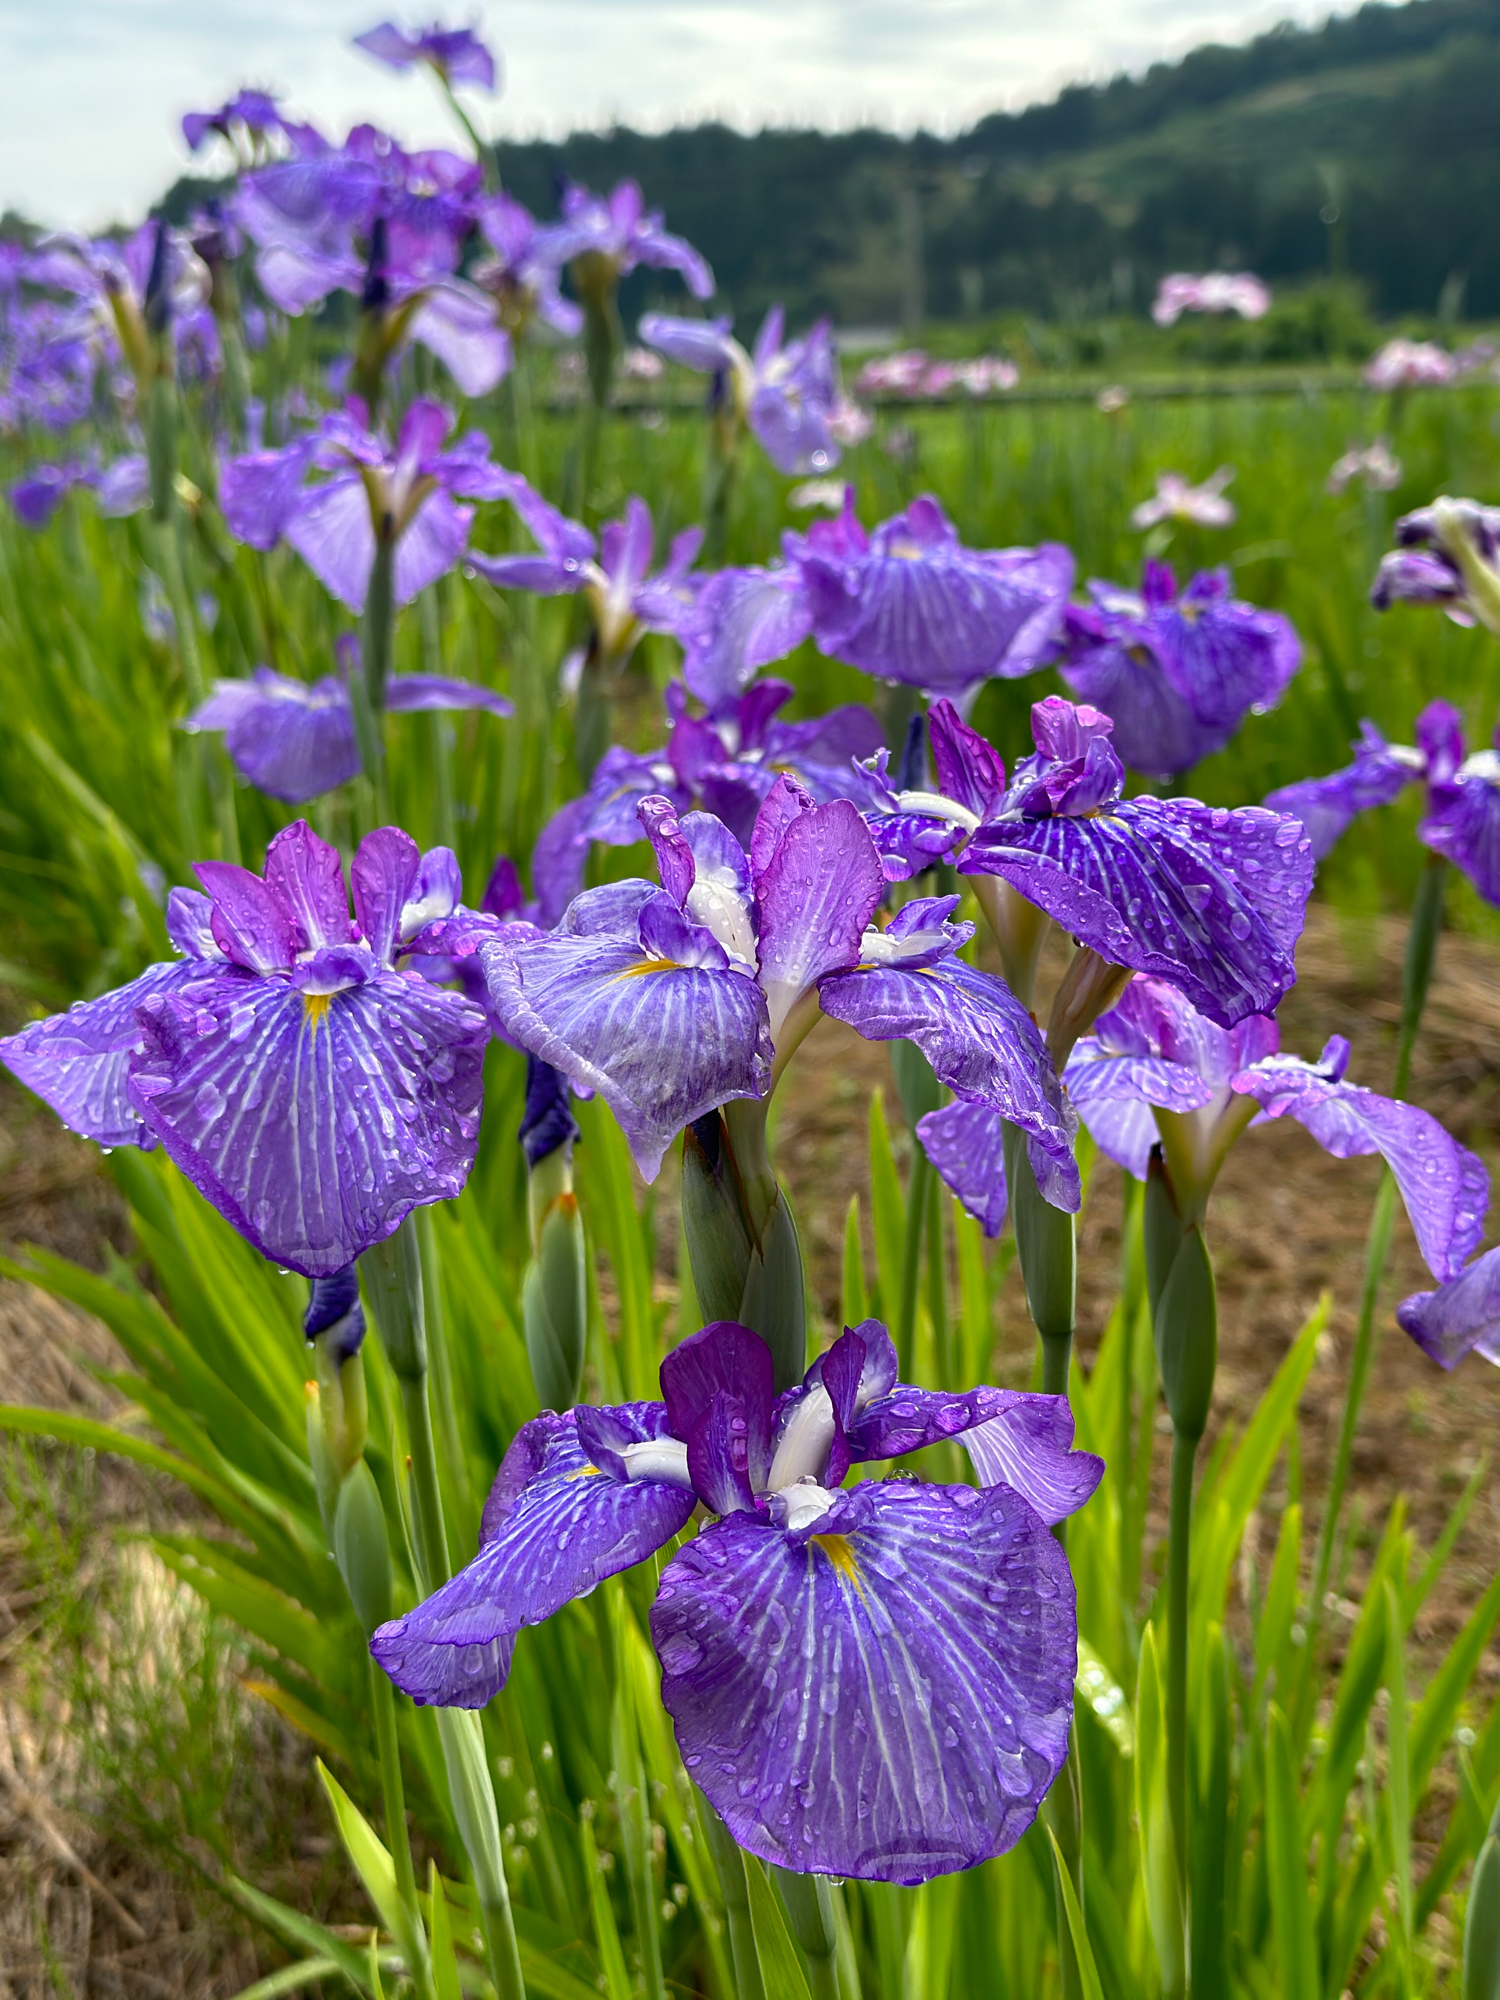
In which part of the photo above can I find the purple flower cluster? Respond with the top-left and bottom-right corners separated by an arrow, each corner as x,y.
372,1314 -> 1102,1882
853,349 -> 1019,398
1151,272 -> 1270,325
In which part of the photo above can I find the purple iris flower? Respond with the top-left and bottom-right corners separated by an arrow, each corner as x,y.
371,1314 -> 1101,1882
472,195 -> 581,340
233,130 -> 508,395
528,678 -> 884,924
220,397 -> 510,613
861,696 -> 1314,1029
183,662 -> 512,804
1372,498 -> 1500,637
181,89 -> 321,163
9,453 -> 149,528
785,491 -> 1073,697
354,21 -> 498,89
26,224 -> 209,390
1052,562 -> 1302,781
1266,700 -> 1500,904
0,823 -> 488,1276
467,485 -> 702,665
1058,976 -> 1487,1281
459,781 -> 1076,1201
540,181 -> 714,302
639,307 -> 845,475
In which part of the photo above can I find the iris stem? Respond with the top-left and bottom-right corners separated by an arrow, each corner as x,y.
773,1868 -> 841,2000
1305,851 -> 1446,1684
696,1789 -> 766,2000
895,1147 -> 930,1380
1166,1423 -> 1198,1951
359,536 -> 396,826
368,1654 -> 421,1922
364,1219 -> 522,2000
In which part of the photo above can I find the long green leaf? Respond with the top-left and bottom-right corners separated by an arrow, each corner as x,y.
1265,1704 -> 1318,2000
1046,1826 -> 1105,2000
744,1854 -> 813,2000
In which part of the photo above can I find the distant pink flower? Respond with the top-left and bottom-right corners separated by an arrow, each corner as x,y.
620,345 -> 665,382
1131,467 -> 1237,531
827,400 -> 873,446
1327,439 -> 1402,495
1152,272 -> 1271,327
1364,340 -> 1456,391
1096,384 -> 1129,415
854,348 -> 1018,399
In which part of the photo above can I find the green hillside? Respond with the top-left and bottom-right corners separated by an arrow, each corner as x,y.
486,0 -> 1500,329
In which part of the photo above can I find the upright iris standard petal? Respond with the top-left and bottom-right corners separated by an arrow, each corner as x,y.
127,962 -> 486,1277
1398,1249 -> 1500,1369
652,1479 -> 1077,1883
372,1404 -> 696,1707
1233,1041 -> 1489,1281
660,1321 -> 776,1493
752,789 -> 883,1039
475,888 -> 772,1181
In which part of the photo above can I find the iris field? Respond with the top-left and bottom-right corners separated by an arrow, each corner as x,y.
1,29 -> 1500,2000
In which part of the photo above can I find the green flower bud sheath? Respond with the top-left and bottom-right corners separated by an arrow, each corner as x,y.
681,1098 -> 806,1394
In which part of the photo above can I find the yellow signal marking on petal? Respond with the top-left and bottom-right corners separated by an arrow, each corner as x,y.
302,991 -> 331,1032
567,1463 -> 603,1480
811,1532 -> 864,1594
614,957 -> 681,980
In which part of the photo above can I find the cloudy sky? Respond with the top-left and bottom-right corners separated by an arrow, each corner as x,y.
2,0 -> 1339,229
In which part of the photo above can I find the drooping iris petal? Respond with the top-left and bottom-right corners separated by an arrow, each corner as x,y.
818,956 -> 1079,1210
126,965 -> 486,1276
1420,758 -> 1500,904
1232,1046 -> 1488,1281
845,1385 -> 1102,1526
0,960 -> 210,1149
962,1396 -> 1106,1526
793,495 -> 1073,695
652,1479 -> 1077,1883
475,897 -> 771,1181
185,670 -> 360,804
964,797 -> 1313,1028
286,473 -> 375,612
372,1404 -> 696,1707
1063,1028 -> 1214,1170
392,490 -> 475,608
407,282 -> 510,398
1264,723 -> 1422,860
916,1099 -> 1009,1236
678,564 -> 813,709
383,673 -> 512,717
1398,1248 -> 1500,1369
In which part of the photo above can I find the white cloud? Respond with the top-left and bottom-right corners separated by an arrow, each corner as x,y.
0,0 -> 1339,229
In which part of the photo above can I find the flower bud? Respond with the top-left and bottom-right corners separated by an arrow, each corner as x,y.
333,1456 -> 394,1637
682,1106 -> 805,1392
1001,1120 -> 1075,1345
1145,1152 -> 1217,1442
523,1191 -> 587,1410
